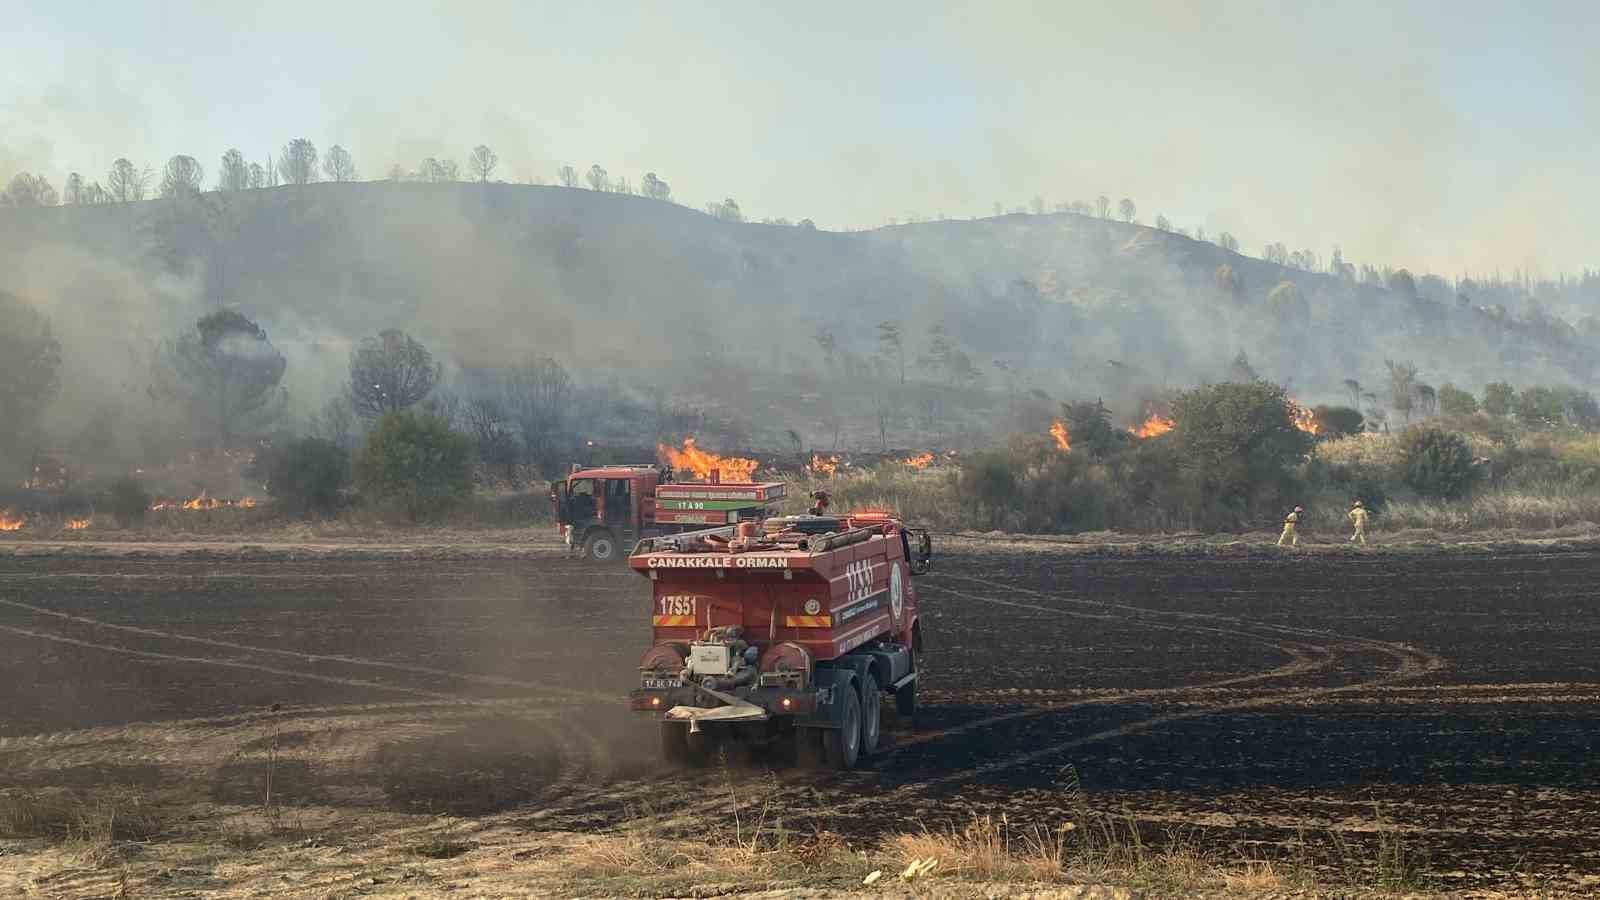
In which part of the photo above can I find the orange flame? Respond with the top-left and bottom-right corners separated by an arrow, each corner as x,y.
902,452 -> 934,469
656,438 -> 760,482
809,453 -> 840,477
1288,400 -> 1321,435
66,517 -> 91,530
182,489 -> 222,511
149,491 -> 258,512
1049,421 -> 1071,452
0,509 -> 23,531
1129,413 -> 1175,438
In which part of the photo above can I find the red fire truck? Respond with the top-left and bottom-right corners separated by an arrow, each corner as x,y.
551,465 -> 785,561
627,512 -> 933,769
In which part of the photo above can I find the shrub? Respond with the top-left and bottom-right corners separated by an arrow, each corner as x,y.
958,451 -> 1021,530
354,411 -> 472,521
1438,384 -> 1478,418
1313,405 -> 1364,438
103,476 -> 151,527
263,437 -> 351,517
1399,426 -> 1477,499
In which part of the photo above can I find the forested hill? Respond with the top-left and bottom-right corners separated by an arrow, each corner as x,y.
1,182 -> 1596,444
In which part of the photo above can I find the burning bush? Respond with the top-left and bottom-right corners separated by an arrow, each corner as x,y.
103,476 -> 152,527
355,411 -> 472,521
261,437 -> 351,517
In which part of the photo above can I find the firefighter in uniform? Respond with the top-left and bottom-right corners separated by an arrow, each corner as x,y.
1348,500 -> 1369,545
1277,506 -> 1302,547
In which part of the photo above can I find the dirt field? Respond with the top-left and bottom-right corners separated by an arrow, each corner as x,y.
2,545 -> 1599,896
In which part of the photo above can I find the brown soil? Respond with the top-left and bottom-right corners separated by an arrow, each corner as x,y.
1,547 -> 1597,896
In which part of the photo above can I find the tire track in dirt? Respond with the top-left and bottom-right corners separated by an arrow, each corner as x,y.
797,573 -> 1444,825
0,596 -> 612,702
878,583 -> 1335,757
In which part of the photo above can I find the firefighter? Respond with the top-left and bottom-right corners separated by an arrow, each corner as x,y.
1277,506 -> 1302,547
1348,500 -> 1369,544
808,489 -> 832,516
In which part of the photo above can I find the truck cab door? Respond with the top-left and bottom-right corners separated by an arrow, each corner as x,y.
603,477 -> 634,540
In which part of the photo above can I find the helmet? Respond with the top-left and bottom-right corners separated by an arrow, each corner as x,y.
1353,500 -> 1363,507
1294,506 -> 1303,512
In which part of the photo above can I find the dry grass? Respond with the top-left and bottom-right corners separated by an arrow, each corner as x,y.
0,787 -> 164,843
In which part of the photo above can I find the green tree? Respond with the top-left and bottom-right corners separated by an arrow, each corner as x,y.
1516,386 -> 1565,429
1483,382 -> 1515,417
1171,381 -> 1313,527
354,411 -> 472,521
1061,399 -> 1120,458
0,291 -> 63,470
1399,426 -> 1476,499
1437,384 -> 1479,417
165,310 -> 287,447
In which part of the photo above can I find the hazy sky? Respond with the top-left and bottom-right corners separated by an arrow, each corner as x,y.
6,1 -> 1598,277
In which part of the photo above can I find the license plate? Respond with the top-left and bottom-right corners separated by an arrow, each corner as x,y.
642,678 -> 683,690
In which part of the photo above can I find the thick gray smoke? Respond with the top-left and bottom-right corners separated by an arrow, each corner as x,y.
1,183 -> 1596,476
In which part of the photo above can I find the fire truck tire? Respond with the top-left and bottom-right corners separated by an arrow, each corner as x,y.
794,726 -> 824,769
821,685 -> 862,770
660,722 -> 712,767
859,672 -> 882,755
583,531 -> 619,562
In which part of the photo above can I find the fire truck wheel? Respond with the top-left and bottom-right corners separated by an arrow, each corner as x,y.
583,531 -> 619,562
895,677 -> 918,721
793,726 -> 824,769
660,722 -> 712,767
859,672 -> 881,755
821,684 -> 862,770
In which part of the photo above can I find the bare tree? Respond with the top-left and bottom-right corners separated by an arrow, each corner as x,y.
347,329 -> 442,418
218,149 -> 250,191
469,144 -> 498,183
613,175 -> 633,195
1095,195 -> 1110,218
556,165 -> 579,188
876,320 -> 904,385
82,181 -> 110,204
2,173 -> 59,208
464,392 -> 518,482
585,164 -> 609,191
164,310 -> 288,447
436,159 -> 460,181
386,163 -> 405,182
1385,359 -> 1419,424
417,158 -> 443,182
106,159 -> 150,202
277,139 -> 319,185
1218,231 -> 1239,252
160,155 -> 205,199
1118,197 -> 1136,223
641,172 -> 671,201
503,356 -> 572,473
62,173 -> 85,205
323,144 -> 357,182
1154,214 -> 1170,231
247,162 -> 267,189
